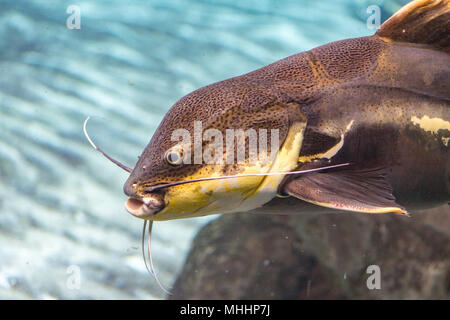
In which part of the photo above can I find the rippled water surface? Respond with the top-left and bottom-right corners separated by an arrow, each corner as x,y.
0,0 -> 408,299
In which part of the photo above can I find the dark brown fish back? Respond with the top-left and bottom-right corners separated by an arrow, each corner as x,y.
242,36 -> 384,101
308,37 -> 383,82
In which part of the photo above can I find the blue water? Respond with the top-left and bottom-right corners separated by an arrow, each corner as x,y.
0,0 -> 408,299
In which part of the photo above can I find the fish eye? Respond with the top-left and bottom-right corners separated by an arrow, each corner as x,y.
165,148 -> 183,166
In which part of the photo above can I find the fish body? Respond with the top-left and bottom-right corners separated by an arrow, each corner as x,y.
291,36 -> 450,210
123,0 -> 449,221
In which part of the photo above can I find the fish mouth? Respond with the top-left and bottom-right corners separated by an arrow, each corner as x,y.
125,196 -> 164,219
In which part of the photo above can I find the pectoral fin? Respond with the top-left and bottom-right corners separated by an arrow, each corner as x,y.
282,167 -> 408,215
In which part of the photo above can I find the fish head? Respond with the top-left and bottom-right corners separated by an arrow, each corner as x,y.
123,79 -> 305,221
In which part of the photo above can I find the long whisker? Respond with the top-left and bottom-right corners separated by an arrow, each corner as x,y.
147,221 -> 172,295
141,220 -> 152,275
83,116 -> 132,173
145,162 -> 351,192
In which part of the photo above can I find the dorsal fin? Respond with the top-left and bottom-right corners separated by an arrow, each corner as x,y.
376,0 -> 450,52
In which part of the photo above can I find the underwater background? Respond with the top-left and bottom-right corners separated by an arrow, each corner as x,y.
1,0 -> 442,300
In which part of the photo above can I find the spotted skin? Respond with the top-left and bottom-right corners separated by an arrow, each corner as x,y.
124,0 -> 449,220
125,36 -> 386,193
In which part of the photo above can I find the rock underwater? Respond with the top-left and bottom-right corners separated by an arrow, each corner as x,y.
171,206 -> 450,299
